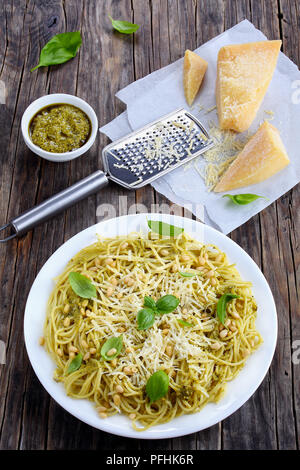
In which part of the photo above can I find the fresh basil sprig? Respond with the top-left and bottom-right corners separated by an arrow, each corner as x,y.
223,194 -> 266,205
101,335 -> 123,361
31,31 -> 82,72
109,15 -> 140,34
179,272 -> 196,278
69,272 -> 97,299
137,308 -> 156,330
217,293 -> 240,324
137,295 -> 179,330
67,353 -> 83,374
156,295 -> 180,314
146,370 -> 169,403
177,319 -> 193,327
144,296 -> 157,310
147,220 -> 184,237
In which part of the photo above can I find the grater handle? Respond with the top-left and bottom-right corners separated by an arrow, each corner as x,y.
1,170 -> 109,240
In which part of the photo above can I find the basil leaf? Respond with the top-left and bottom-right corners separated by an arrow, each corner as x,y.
179,272 -> 196,278
69,272 -> 97,299
31,31 -> 82,72
101,335 -> 123,361
67,353 -> 82,374
147,220 -> 184,237
146,370 -> 169,403
109,15 -> 140,34
156,295 -> 179,314
217,293 -> 240,324
137,308 -> 156,330
223,194 -> 265,205
177,319 -> 193,327
144,296 -> 157,311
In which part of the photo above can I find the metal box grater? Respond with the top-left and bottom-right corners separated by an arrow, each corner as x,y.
102,108 -> 214,189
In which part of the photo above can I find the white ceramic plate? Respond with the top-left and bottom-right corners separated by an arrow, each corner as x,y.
24,214 -> 277,439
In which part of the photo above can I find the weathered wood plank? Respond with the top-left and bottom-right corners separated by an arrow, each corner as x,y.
221,0 -> 283,450
275,0 -> 300,448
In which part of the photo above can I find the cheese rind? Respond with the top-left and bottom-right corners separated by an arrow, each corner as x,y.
216,40 -> 281,132
183,50 -> 208,106
214,121 -> 290,192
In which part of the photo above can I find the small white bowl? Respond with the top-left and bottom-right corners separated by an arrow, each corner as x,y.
21,93 -> 98,162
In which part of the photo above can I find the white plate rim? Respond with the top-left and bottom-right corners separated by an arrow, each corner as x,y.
24,213 -> 277,439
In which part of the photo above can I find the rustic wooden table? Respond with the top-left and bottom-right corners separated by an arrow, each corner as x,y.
0,0 -> 299,451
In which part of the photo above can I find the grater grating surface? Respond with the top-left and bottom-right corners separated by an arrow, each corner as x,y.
102,108 -> 214,189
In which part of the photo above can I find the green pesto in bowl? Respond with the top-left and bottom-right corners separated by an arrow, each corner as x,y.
29,103 -> 91,153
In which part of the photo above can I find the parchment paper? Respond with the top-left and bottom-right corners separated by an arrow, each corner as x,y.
100,20 -> 300,234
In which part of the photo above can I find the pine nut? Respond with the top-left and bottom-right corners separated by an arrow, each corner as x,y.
116,385 -> 124,394
215,254 -> 223,262
69,345 -> 78,352
229,325 -> 237,332
90,348 -> 97,355
110,278 -> 118,286
182,308 -> 188,314
82,299 -> 89,307
210,278 -> 217,286
129,413 -> 136,420
107,348 -> 117,357
231,311 -> 240,319
81,339 -> 88,349
57,348 -> 63,356
83,352 -> 90,361
125,347 -> 132,353
206,270 -> 214,278
127,278 -> 134,287
211,342 -> 221,350
107,286 -> 114,297
166,345 -> 173,357
113,394 -> 121,406
99,412 -> 107,419
198,257 -> 206,266
160,249 -> 169,256
120,242 -> 128,250
63,304 -> 70,314
118,327 -> 126,333
111,359 -> 117,367
224,319 -> 231,327
181,254 -> 190,262
97,406 -> 108,412
39,336 -> 45,346
63,317 -> 71,327
69,351 -> 75,359
219,329 -> 228,339
242,348 -> 250,358
105,258 -> 114,266
123,366 -> 135,375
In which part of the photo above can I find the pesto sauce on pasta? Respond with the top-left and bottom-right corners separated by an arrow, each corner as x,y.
43,231 -> 262,430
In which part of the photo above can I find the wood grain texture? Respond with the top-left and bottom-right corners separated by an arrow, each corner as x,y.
0,0 -> 298,450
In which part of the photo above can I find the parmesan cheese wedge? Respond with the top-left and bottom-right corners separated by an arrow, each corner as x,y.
214,121 -> 290,192
183,50 -> 208,106
216,40 -> 281,132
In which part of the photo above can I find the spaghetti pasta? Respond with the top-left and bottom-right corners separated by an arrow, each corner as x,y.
43,230 -> 262,430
